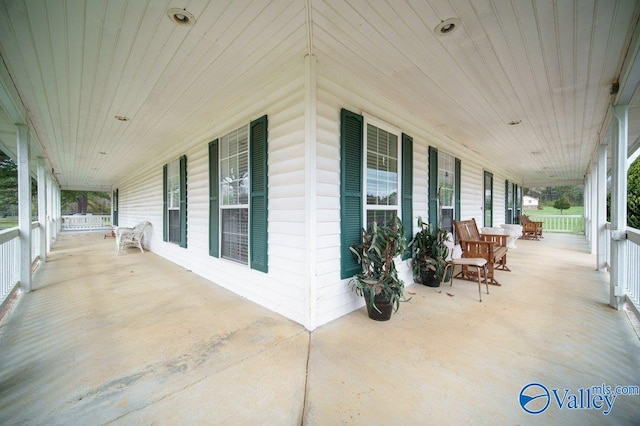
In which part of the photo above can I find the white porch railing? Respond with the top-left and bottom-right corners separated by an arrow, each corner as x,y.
0,222 -> 43,308
61,215 -> 111,230
527,214 -> 584,234
625,227 -> 640,314
0,227 -> 20,307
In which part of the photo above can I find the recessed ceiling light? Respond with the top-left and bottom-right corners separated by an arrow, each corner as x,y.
435,18 -> 461,36
167,8 -> 196,26
508,120 -> 522,125
115,115 -> 130,122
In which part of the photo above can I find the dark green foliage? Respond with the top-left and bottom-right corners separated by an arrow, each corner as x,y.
61,190 -> 111,214
526,185 -> 584,206
350,216 -> 408,314
408,217 -> 450,284
0,152 -> 18,213
553,197 -> 571,213
629,158 -> 640,229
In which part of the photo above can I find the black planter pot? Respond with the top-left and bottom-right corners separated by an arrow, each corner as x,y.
421,270 -> 441,287
364,295 -> 394,321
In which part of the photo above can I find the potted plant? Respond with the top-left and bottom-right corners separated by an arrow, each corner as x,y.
408,217 -> 450,287
349,216 -> 409,321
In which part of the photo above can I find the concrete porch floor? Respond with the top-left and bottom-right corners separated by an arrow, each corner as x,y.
0,231 -> 639,425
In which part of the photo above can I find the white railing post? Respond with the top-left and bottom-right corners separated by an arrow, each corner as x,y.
17,124 -> 32,293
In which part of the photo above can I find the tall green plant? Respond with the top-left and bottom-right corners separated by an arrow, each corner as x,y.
349,216 -> 408,313
408,216 -> 450,284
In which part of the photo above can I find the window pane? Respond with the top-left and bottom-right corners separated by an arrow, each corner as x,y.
168,209 -> 180,243
441,208 -> 453,233
220,125 -> 250,265
438,151 -> 455,208
222,208 -> 248,264
167,159 -> 180,209
366,124 -> 398,207
366,209 -> 397,229
220,126 -> 249,207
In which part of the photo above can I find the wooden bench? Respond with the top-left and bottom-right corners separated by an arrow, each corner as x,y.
519,214 -> 543,240
453,218 -> 509,285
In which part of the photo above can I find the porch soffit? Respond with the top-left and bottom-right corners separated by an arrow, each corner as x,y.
0,0 -> 638,190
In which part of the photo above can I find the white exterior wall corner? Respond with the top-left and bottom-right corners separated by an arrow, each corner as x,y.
313,65 -> 523,327
115,56 -> 527,330
116,59 -> 309,326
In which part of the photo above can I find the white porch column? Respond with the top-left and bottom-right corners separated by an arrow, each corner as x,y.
584,169 -> 592,249
37,157 -> 47,263
46,173 -> 53,252
610,105 -> 629,309
596,144 -> 607,271
591,161 -> 599,254
17,124 -> 32,293
304,54 -> 318,330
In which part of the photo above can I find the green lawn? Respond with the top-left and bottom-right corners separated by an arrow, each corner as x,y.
525,206 -> 584,216
0,217 -> 19,229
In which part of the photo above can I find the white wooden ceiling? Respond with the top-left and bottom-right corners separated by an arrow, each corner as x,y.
0,0 -> 638,190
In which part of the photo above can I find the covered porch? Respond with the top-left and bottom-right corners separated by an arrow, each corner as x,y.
1,230 -> 638,424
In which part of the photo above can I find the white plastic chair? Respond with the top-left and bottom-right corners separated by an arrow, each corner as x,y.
116,221 -> 150,255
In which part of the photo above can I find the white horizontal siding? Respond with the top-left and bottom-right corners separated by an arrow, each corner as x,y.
461,161 -> 483,222
115,59 -> 309,326
313,65 -> 528,327
491,172 -> 507,227
115,58 -> 527,330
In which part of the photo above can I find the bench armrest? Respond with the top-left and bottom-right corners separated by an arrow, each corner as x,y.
479,233 -> 508,247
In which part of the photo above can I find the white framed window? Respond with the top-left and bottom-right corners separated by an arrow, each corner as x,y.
438,151 -> 455,232
364,117 -> 401,229
166,158 -> 181,244
219,125 -> 249,264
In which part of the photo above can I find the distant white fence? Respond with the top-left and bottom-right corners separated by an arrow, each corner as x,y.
61,215 -> 111,230
527,214 -> 584,234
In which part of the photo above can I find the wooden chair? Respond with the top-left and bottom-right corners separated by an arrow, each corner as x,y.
441,237 -> 489,301
519,215 -> 543,240
452,218 -> 509,285
116,221 -> 151,255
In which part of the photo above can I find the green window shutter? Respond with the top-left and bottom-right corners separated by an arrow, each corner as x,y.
208,140 -> 219,257
250,115 -> 268,273
428,146 -> 438,230
163,164 -> 168,242
455,157 -> 461,222
179,155 -> 187,248
401,133 -> 413,260
340,109 -> 363,279
113,189 -> 118,226
505,180 -> 510,224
